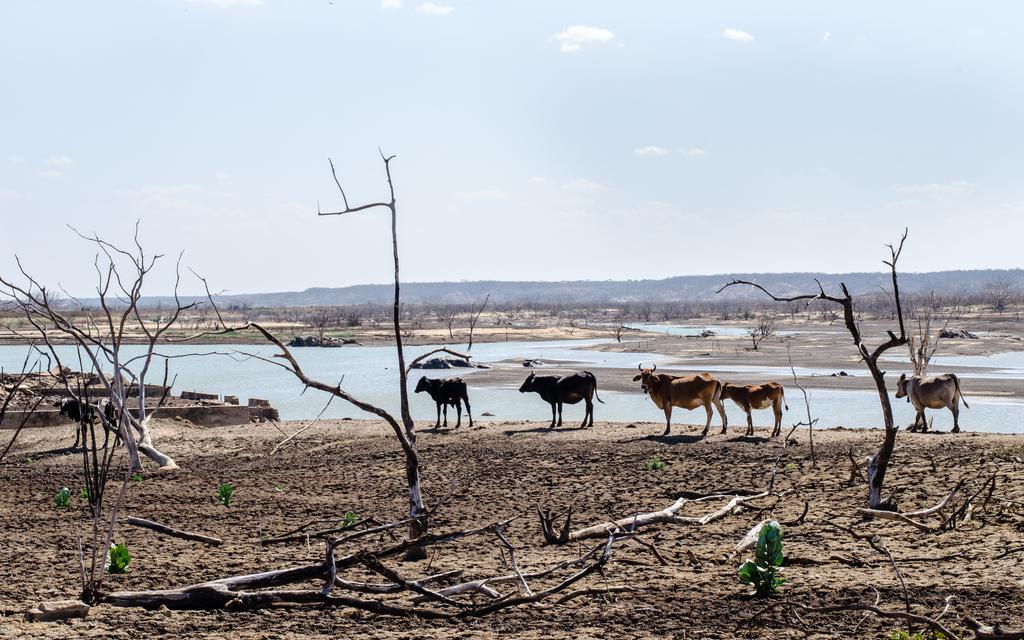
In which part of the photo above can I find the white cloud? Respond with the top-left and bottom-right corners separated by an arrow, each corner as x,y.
38,170 -> 64,178
634,146 -> 669,157
46,154 -> 74,165
722,28 -> 754,42
382,0 -> 402,9
455,189 -> 509,200
8,154 -> 24,164
416,2 -> 453,15
822,31 -> 831,42
184,0 -> 262,7
561,178 -> 609,193
894,180 -> 976,197
554,25 -> 615,53
680,148 -> 709,156
529,176 -> 551,185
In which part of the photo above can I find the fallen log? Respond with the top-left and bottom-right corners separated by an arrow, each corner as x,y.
543,492 -> 770,544
126,517 -> 223,546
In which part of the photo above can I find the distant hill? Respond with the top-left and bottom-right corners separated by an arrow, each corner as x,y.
129,269 -> 1023,308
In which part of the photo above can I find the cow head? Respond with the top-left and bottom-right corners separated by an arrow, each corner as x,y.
53,398 -> 70,415
895,373 -> 910,401
519,373 -> 536,393
414,376 -> 430,394
632,364 -> 657,395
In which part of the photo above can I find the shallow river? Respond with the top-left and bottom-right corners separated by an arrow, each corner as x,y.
1,340 -> 1021,433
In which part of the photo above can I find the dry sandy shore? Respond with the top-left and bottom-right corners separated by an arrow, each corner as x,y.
1,418 -> 1023,639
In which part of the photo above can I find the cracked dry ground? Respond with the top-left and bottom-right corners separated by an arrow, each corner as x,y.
1,420 -> 1022,639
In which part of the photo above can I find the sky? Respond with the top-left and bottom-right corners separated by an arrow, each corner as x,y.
1,1 -> 1022,297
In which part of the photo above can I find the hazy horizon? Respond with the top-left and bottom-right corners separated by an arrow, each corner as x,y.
3,1 -> 1022,298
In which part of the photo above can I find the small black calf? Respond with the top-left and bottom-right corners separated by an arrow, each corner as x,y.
414,376 -> 473,429
55,398 -> 117,450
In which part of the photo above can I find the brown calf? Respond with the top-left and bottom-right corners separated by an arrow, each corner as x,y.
720,382 -> 788,437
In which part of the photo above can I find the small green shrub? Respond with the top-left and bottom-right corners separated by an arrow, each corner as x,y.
738,520 -> 785,597
217,483 -> 235,507
131,473 -> 143,484
55,487 -> 72,509
341,511 -> 358,527
274,484 -> 284,493
80,487 -> 90,500
642,454 -> 667,471
106,543 -> 131,574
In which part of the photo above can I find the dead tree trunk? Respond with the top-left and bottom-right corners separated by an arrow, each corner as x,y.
718,230 -> 909,509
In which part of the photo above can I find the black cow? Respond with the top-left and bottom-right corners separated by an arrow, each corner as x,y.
55,398 -> 117,449
519,371 -> 603,428
414,376 -> 473,429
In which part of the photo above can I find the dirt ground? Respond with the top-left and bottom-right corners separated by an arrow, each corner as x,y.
2,418 -> 1023,639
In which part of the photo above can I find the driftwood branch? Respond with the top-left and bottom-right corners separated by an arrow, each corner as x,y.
126,517 -> 223,546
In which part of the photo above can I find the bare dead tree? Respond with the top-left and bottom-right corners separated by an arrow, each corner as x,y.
907,292 -> 951,377
466,293 -> 489,352
717,230 -> 910,510
749,313 -> 776,351
189,152 -> 429,556
0,226 -> 189,469
436,305 -> 459,340
613,324 -> 626,343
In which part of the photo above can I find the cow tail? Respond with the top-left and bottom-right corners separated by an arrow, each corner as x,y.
953,374 -> 969,409
586,371 -> 605,404
782,387 -> 789,412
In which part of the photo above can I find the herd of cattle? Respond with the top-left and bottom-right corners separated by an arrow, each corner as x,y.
415,366 -> 970,435
50,368 -> 970,448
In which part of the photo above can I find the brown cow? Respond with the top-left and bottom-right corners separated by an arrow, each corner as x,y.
895,373 -> 969,433
720,382 -> 788,438
632,365 -> 727,437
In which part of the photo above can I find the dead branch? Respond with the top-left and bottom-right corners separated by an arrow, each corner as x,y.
717,229 -> 909,510
964,616 -> 1024,640
542,492 -> 769,544
126,517 -> 223,546
789,597 -> 960,640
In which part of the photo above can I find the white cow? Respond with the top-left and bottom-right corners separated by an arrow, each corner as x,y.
895,373 -> 969,433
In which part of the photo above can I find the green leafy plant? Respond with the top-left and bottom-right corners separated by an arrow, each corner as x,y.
131,473 -> 143,484
80,487 -> 90,500
274,484 -> 284,493
106,542 -> 131,574
738,520 -> 785,597
217,482 -> 235,507
55,487 -> 72,509
642,454 -> 667,471
341,511 -> 358,527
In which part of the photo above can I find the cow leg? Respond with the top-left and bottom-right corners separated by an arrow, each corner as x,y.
917,410 -> 928,433
454,401 -> 462,428
745,409 -> 754,437
102,422 -> 111,450
443,403 -> 450,428
464,394 -> 473,428
583,398 -> 593,428
702,403 -> 714,437
663,406 -> 673,436
549,402 -> 557,428
73,423 -> 83,449
557,402 -> 564,427
950,402 -> 960,433
716,398 -> 728,434
773,403 -> 783,438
